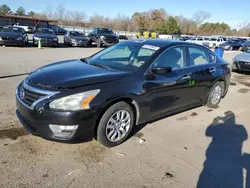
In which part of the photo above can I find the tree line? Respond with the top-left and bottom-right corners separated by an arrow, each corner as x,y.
0,4 -> 250,36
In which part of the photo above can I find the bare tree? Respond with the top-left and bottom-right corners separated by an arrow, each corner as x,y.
192,10 -> 211,27
56,4 -> 65,20
45,5 -> 53,19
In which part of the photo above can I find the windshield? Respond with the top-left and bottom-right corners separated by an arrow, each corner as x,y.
210,38 -> 217,41
70,32 -> 84,36
86,43 -> 160,72
97,28 -> 114,34
1,27 -> 23,33
36,28 -> 54,34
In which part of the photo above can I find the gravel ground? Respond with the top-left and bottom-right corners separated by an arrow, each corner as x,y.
0,46 -> 250,188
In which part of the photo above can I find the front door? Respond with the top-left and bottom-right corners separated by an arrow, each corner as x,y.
143,46 -> 198,119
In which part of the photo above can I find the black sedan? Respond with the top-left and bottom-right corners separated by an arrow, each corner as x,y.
232,50 -> 250,72
16,40 -> 231,147
0,26 -> 28,47
64,31 -> 89,47
33,28 -> 58,47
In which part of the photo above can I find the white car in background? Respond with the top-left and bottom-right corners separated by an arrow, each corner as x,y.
207,37 -> 227,48
186,37 -> 210,47
13,25 -> 35,33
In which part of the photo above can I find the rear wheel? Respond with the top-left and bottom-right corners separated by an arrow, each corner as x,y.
97,102 -> 134,147
206,82 -> 223,108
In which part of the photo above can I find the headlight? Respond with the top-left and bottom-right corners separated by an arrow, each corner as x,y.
34,37 -> 40,40
71,39 -> 77,42
0,37 -> 2,41
53,37 -> 58,41
17,37 -> 23,41
100,36 -> 106,40
49,89 -> 100,111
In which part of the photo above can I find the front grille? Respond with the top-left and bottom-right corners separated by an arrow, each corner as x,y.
18,84 -> 47,107
238,61 -> 250,70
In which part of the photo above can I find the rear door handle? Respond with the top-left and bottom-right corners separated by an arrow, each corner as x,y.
209,67 -> 216,73
180,75 -> 191,80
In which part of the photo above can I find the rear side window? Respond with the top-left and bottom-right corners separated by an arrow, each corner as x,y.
188,47 -> 209,66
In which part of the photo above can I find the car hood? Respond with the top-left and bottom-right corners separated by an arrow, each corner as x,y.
97,33 -> 117,37
27,59 -> 127,89
34,33 -> 57,38
0,32 -> 22,37
70,36 -> 88,40
234,53 -> 250,62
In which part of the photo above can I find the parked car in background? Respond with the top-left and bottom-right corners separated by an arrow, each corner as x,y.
219,40 -> 243,51
88,27 -> 119,48
117,34 -> 128,40
64,31 -> 89,47
208,37 -> 227,48
14,24 -> 35,33
0,26 -> 28,47
33,28 -> 59,47
232,50 -> 250,72
16,40 -> 231,147
186,37 -> 210,47
48,25 -> 67,35
242,41 -> 250,52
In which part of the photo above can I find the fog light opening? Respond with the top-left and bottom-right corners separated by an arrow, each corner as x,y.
49,124 -> 78,138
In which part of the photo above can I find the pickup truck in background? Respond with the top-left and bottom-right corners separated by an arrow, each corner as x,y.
88,27 -> 119,48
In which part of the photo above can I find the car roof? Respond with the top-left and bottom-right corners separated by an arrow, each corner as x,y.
122,39 -> 196,48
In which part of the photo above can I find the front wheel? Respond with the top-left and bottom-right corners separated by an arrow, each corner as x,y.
206,82 -> 223,108
97,102 -> 134,147
96,38 -> 102,48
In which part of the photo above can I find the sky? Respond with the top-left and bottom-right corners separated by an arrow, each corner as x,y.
1,0 -> 250,29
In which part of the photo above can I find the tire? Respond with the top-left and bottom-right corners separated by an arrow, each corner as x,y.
96,38 -> 102,48
97,102 -> 135,147
206,82 -> 223,108
238,47 -> 242,51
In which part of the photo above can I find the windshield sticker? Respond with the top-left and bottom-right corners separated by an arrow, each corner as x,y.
142,45 -> 160,51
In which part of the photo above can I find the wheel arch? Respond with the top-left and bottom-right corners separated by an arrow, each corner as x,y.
94,97 -> 140,138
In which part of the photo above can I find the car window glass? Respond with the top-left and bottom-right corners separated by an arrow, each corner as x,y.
188,47 -> 209,66
100,48 -> 132,59
152,47 -> 185,70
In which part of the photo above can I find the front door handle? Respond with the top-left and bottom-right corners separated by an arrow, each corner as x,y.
209,67 -> 216,73
180,75 -> 191,80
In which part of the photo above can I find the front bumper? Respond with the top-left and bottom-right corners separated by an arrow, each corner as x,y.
102,39 -> 119,46
0,40 -> 24,46
16,93 -> 98,143
232,61 -> 250,72
71,40 -> 89,47
34,40 -> 58,47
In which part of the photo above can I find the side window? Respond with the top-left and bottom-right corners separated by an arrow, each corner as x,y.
188,47 -> 209,66
153,47 -> 185,70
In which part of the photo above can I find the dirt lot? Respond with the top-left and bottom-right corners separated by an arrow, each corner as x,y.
0,46 -> 250,188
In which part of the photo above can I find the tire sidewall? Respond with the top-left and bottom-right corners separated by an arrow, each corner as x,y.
97,102 -> 135,147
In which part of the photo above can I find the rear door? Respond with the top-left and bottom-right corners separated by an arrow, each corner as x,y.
187,46 -> 218,103
144,46 -> 197,119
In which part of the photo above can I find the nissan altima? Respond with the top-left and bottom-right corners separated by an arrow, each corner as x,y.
16,40 -> 231,147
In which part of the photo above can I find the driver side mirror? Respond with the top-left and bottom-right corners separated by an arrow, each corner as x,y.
151,67 -> 172,75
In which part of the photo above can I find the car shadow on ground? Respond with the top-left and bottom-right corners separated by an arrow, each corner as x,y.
196,111 -> 250,188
